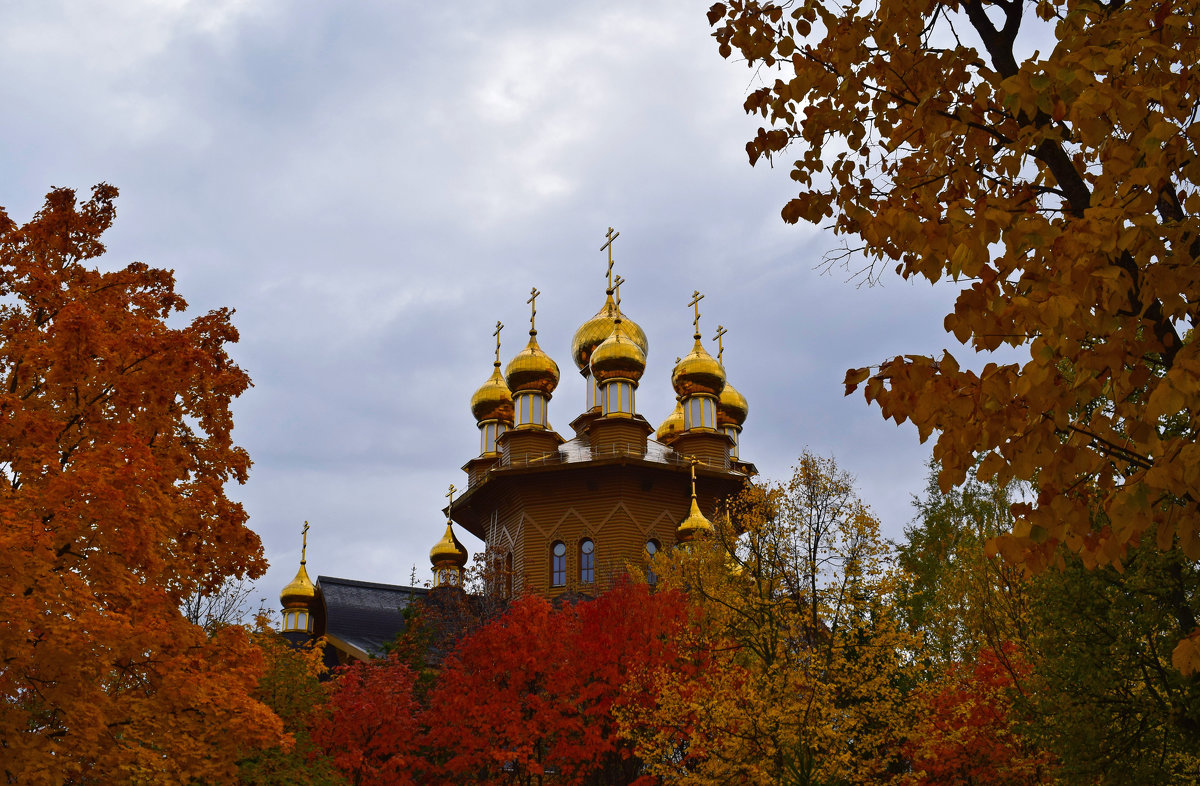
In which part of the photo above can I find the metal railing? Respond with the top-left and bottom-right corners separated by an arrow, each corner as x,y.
468,442 -> 730,488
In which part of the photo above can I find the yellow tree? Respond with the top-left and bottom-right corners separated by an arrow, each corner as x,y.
708,0 -> 1200,670
0,186 -> 280,783
624,453 -> 915,785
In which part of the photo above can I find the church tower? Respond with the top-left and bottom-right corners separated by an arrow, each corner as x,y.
443,228 -> 754,599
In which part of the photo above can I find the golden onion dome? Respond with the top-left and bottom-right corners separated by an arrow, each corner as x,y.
505,332 -> 560,396
590,319 -> 646,384
656,400 -> 686,442
571,293 -> 649,374
672,336 -> 726,398
429,523 -> 468,568
280,563 -> 316,607
677,496 -> 715,542
717,380 -> 749,427
470,362 -> 514,424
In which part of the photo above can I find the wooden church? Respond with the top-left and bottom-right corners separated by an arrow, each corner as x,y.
277,230 -> 754,662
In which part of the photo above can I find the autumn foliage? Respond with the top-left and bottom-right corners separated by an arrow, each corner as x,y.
708,0 -> 1200,673
903,645 -> 1054,786
0,186 -> 279,782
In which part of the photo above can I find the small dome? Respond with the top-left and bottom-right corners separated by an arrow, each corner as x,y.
677,496 -> 714,543
672,337 -> 726,398
430,523 -> 468,568
717,381 -> 749,427
471,362 -> 514,424
590,320 -> 646,383
505,333 -> 560,396
656,400 -> 685,442
280,563 -> 316,607
571,293 -> 649,374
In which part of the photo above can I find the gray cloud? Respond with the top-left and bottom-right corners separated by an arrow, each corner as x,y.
1,1 -> 987,608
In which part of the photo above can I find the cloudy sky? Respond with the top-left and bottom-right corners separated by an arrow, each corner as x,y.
2,0 -> 976,608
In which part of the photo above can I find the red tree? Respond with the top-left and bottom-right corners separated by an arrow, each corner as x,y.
313,654 -> 422,786
422,582 -> 697,785
904,646 -> 1055,785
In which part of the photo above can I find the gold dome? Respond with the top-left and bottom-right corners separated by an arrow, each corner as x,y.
590,320 -> 646,383
656,400 -> 685,442
471,362 -> 514,423
677,496 -> 714,542
672,337 -> 726,398
571,293 -> 649,374
505,332 -> 560,396
717,381 -> 749,427
280,563 -> 316,607
430,523 -> 468,568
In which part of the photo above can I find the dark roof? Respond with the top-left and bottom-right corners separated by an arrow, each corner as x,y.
318,576 -> 427,658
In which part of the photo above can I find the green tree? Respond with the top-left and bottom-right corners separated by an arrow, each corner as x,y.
238,627 -> 346,786
708,0 -> 1200,671
897,459 -> 1032,668
1024,542 -> 1200,784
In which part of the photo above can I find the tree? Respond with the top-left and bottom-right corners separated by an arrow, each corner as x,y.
0,185 -> 279,782
239,626 -> 346,786
422,581 -> 695,785
313,655 -> 423,786
708,0 -> 1200,669
1022,541 -> 1200,783
897,458 -> 1033,668
903,645 -> 1055,786
627,452 -> 915,785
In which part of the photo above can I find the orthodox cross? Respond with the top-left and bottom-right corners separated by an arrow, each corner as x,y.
713,324 -> 728,363
301,521 -> 309,565
613,274 -> 626,311
445,484 -> 457,522
493,320 -> 504,364
601,226 -> 620,291
527,287 -> 540,334
689,457 -> 699,498
688,290 -> 705,335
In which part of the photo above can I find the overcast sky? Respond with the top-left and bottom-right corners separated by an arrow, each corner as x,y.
2,0 -> 982,609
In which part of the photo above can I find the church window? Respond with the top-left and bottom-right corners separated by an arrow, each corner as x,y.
516,392 -> 547,427
602,381 -> 634,415
481,421 -> 508,454
725,426 -> 738,459
580,539 -> 594,583
645,539 -> 660,586
586,374 -> 600,410
685,397 -> 715,429
505,552 -> 514,597
551,541 -> 567,587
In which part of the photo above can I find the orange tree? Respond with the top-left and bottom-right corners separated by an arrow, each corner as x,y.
0,185 -> 279,783
707,0 -> 1200,670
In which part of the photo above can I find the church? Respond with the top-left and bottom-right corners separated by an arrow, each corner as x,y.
276,230 -> 754,663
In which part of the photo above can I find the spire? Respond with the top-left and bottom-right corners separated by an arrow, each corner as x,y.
677,459 -> 714,543
431,485 -> 468,588
280,521 -> 317,633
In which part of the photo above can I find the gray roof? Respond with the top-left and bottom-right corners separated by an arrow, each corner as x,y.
318,576 -> 427,658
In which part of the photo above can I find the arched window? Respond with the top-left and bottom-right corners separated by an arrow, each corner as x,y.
551,541 -> 567,587
505,552 -> 514,598
645,539 -> 660,587
580,539 -> 595,584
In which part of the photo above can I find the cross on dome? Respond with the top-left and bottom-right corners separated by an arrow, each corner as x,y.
713,325 -> 728,362
688,290 -> 705,338
527,287 -> 540,334
601,226 -> 620,292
